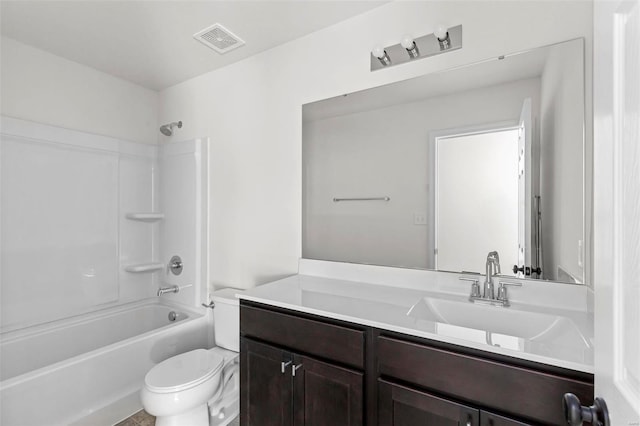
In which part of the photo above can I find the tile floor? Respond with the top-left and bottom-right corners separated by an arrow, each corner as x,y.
115,410 -> 154,426
116,410 -> 240,426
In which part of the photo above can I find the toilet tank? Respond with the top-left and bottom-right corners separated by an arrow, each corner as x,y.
211,288 -> 243,352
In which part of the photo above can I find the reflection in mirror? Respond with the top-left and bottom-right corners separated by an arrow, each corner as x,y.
302,38 -> 586,284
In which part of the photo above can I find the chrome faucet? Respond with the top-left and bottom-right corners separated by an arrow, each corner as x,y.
461,252 -> 521,307
157,285 -> 180,296
484,251 -> 501,299
460,251 -> 523,307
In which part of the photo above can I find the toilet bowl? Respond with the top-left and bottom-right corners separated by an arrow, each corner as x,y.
141,289 -> 242,426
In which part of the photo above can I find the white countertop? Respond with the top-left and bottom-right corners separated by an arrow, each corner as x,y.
239,269 -> 594,374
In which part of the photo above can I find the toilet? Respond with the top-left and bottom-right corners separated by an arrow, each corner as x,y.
141,288 -> 242,426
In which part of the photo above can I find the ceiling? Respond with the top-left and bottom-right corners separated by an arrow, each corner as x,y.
0,1 -> 386,91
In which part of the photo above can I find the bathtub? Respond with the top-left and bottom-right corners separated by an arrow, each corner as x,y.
0,299 -> 210,426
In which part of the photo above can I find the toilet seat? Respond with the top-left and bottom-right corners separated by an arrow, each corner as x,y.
145,349 -> 224,393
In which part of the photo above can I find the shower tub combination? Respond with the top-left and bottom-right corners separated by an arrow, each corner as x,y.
0,299 -> 210,426
0,118 -> 211,425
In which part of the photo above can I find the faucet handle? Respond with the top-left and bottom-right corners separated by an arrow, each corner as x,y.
497,280 -> 522,302
460,277 -> 481,298
498,280 -> 522,287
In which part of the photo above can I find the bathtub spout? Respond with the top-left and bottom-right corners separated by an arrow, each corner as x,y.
157,285 -> 180,296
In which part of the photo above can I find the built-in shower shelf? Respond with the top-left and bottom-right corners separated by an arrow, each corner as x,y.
125,213 -> 164,222
124,263 -> 164,273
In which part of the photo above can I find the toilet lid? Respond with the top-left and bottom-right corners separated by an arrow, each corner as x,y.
145,349 -> 224,393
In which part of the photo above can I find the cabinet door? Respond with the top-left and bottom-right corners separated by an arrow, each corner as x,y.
377,336 -> 593,425
241,338 -> 292,426
378,379 -> 479,426
292,354 -> 363,426
480,411 -> 531,426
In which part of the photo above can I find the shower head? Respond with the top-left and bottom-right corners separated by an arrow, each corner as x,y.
160,121 -> 182,136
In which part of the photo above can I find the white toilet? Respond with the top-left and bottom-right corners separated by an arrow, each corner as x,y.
141,289 -> 242,426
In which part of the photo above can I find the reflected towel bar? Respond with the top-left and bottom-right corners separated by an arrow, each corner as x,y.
333,197 -> 390,202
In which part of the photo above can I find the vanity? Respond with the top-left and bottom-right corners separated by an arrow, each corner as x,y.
238,262 -> 594,426
240,35 -> 595,425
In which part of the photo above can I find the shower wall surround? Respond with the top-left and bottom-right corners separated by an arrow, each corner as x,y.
0,116 -> 159,331
158,138 -> 209,308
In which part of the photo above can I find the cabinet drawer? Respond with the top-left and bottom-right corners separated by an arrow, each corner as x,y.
241,304 -> 365,369
377,336 -> 593,425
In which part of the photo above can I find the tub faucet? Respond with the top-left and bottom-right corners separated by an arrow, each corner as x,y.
484,251 -> 501,299
157,285 -> 180,296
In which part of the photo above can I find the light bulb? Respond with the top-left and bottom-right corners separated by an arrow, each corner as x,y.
434,24 -> 448,41
400,35 -> 415,50
371,45 -> 386,59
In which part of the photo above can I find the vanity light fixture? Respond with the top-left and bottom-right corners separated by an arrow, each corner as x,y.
370,24 -> 462,72
434,24 -> 451,50
400,34 -> 419,59
371,45 -> 391,66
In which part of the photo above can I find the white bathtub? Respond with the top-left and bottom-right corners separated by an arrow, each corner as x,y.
0,299 -> 210,426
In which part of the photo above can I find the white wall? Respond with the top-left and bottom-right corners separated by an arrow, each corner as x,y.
0,37 -> 158,145
158,1 -> 593,290
302,78 -> 539,270
540,41 -> 586,283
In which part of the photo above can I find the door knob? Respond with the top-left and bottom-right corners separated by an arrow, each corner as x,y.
563,393 -> 610,426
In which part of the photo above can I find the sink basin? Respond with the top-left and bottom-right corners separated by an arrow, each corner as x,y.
406,297 -> 589,349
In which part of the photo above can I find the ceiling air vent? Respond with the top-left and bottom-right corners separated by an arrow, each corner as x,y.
193,23 -> 245,54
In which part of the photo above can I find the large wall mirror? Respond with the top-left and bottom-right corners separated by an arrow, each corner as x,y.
302,38 -> 587,285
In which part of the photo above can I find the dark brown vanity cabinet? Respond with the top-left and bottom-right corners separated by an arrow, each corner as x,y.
241,338 -> 363,426
377,335 -> 594,425
240,303 -> 365,426
241,338 -> 293,426
378,378 -> 530,426
378,379 -> 480,425
240,301 -> 594,426
479,411 -> 532,426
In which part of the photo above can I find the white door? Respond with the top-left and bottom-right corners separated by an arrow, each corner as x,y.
593,0 -> 640,423
434,129 -> 520,273
517,98 -> 532,277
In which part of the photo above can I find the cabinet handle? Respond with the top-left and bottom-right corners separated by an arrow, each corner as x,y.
292,363 -> 303,377
281,360 -> 292,374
